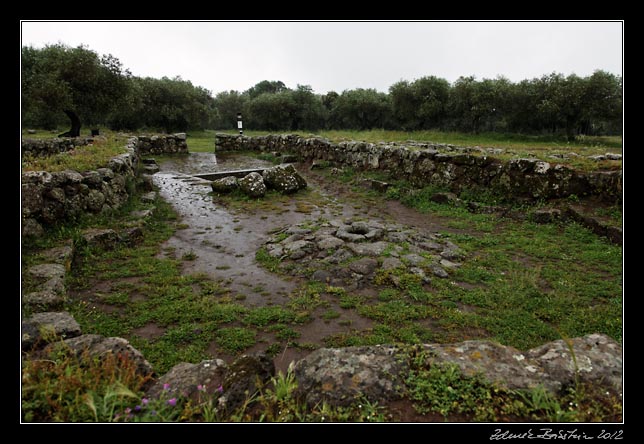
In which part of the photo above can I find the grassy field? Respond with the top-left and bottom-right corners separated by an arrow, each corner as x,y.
22,133 -> 131,173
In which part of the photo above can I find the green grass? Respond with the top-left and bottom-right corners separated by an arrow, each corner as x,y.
384,186 -> 622,350
185,130 -> 216,152
22,134 -> 130,173
215,327 -> 256,354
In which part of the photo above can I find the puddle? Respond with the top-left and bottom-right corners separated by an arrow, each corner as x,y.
153,153 -> 301,306
157,151 -> 273,176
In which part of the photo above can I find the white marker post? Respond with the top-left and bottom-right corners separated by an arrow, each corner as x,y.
237,112 -> 243,135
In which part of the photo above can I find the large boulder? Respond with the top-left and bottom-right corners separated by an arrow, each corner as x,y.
23,290 -> 65,311
238,172 -> 266,198
22,312 -> 82,350
525,333 -> 622,394
27,263 -> 66,295
46,334 -> 154,380
28,263 -> 65,283
262,164 -> 307,194
22,218 -> 45,238
219,353 -> 275,412
147,359 -> 228,401
211,176 -> 239,194
291,334 -> 622,408
294,345 -> 407,407
77,228 -> 119,251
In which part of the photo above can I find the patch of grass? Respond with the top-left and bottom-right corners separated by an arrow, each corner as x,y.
322,309 -> 341,321
22,134 -> 130,172
378,288 -> 400,302
100,292 -> 130,306
406,359 -> 498,420
185,130 -> 216,153
325,286 -> 347,297
255,247 -> 281,273
269,324 -> 300,341
324,323 -> 431,347
215,327 -> 256,354
244,306 -> 297,327
358,300 -> 435,325
338,294 -> 364,309
24,192 -> 259,373
396,185 -> 498,230
287,283 -> 329,317
255,152 -> 283,164
182,250 -> 198,261
376,183 -> 622,349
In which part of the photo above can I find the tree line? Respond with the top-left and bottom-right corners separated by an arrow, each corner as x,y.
22,44 -> 622,139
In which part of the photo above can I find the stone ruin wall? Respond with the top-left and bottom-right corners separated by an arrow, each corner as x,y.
22,132 -> 623,407
21,134 -> 188,238
21,136 -> 96,157
134,133 -> 188,155
215,133 -> 622,203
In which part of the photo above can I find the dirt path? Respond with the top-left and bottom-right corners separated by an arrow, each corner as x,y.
153,153 -> 375,306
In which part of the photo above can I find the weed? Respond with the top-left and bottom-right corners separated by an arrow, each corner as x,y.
378,288 -> 400,302
322,309 -> 340,321
255,247 -> 281,273
269,324 -> 300,341
22,345 -> 150,422
338,294 -> 364,309
182,250 -> 198,261
244,306 -> 297,327
215,327 -> 256,354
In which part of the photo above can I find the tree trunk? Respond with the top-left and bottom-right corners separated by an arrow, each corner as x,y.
565,116 -> 576,142
58,110 -> 81,138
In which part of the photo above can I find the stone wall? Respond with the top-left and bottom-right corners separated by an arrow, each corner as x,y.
21,137 -> 96,157
215,133 -> 622,203
21,134 -> 188,238
136,133 -> 188,155
22,137 -> 139,238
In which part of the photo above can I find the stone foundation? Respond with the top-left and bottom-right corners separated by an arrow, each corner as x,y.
136,133 -> 188,155
21,137 -> 96,157
21,134 -> 187,238
215,133 -> 622,203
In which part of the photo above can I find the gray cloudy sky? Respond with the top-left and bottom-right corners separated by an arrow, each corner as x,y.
20,21 -> 623,95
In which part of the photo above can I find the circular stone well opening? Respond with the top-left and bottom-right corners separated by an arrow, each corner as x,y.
347,222 -> 370,235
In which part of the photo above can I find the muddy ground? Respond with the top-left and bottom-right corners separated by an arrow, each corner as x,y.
151,152 -> 479,372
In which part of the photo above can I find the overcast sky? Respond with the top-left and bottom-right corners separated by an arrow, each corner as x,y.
21,21 -> 623,95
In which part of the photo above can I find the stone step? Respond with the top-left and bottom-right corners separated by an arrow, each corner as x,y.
194,168 -> 267,181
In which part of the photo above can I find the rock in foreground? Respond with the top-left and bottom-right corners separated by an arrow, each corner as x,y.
292,334 -> 622,407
